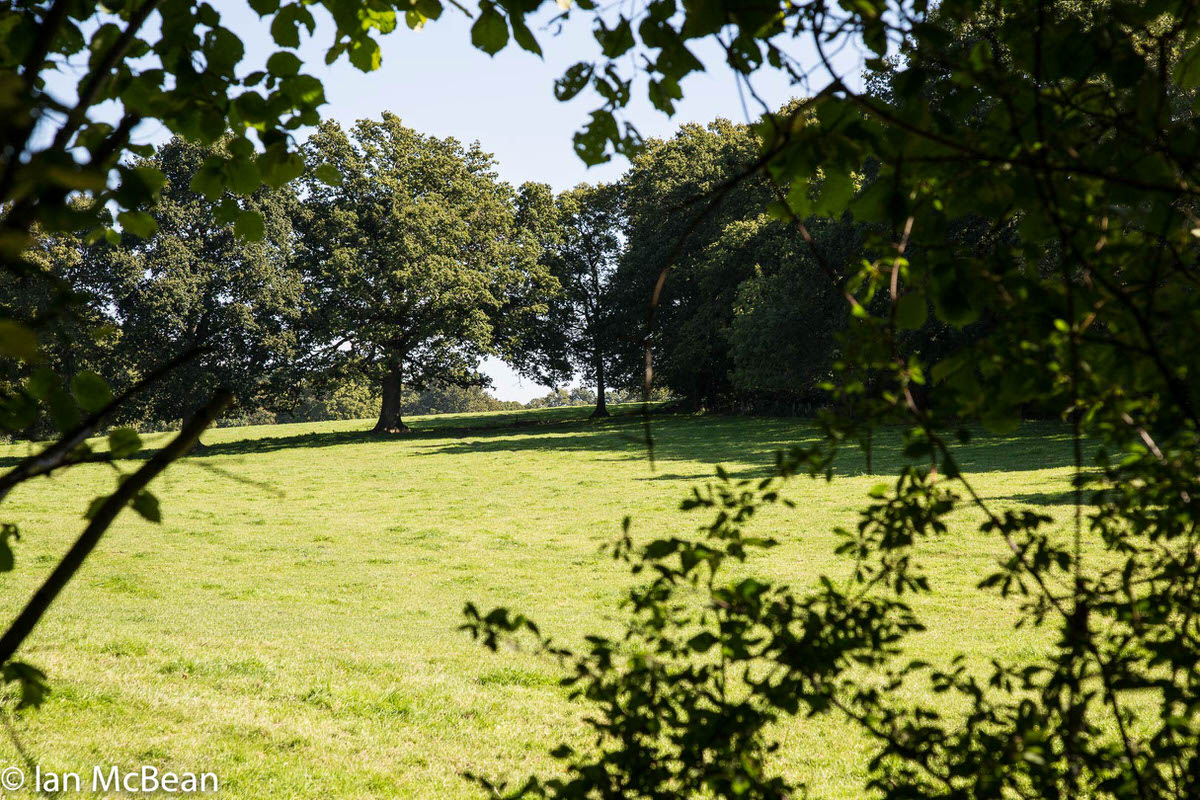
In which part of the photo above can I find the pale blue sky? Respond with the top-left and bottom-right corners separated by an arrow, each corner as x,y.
64,4 -> 861,401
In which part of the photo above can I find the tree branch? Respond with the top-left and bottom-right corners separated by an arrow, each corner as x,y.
0,345 -> 208,503
0,388 -> 231,667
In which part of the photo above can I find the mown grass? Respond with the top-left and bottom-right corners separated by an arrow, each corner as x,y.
0,405 -> 1083,798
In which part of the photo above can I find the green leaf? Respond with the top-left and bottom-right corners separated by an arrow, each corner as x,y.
114,165 -> 167,208
595,18 -> 634,58
471,4 -> 508,56
555,63 -> 593,101
132,490 -> 162,523
931,265 -> 979,327
414,0 -> 442,20
235,210 -> 266,241
190,158 -> 226,200
348,37 -> 382,71
0,320 -> 40,361
270,4 -> 314,48
233,91 -> 268,125
117,210 -> 158,238
266,50 -> 302,76
225,156 -> 261,195
510,16 -> 542,56
71,371 -> 113,413
215,196 -> 240,224
894,292 -> 928,330
25,368 -> 57,400
107,427 -> 142,459
259,147 -> 305,187
281,74 -> 325,105
206,26 -> 245,74
314,163 -> 342,186
814,169 -> 854,217
49,385 -> 81,431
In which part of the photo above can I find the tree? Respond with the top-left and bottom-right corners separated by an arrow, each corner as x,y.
719,214 -> 856,409
612,120 -> 775,409
405,383 -> 522,415
0,217 -> 122,438
542,183 -> 623,417
101,136 -> 302,430
294,114 -> 556,433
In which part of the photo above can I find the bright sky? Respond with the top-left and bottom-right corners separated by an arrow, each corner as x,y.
67,4 -> 862,402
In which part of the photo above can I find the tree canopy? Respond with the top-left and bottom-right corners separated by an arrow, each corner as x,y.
294,113 -> 555,433
538,183 -> 624,416
99,136 -> 302,428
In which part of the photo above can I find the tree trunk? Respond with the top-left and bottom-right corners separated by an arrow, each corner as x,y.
373,361 -> 411,434
591,354 -> 609,418
181,406 -> 211,449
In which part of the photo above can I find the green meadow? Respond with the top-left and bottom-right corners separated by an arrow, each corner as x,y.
0,407 -> 1080,798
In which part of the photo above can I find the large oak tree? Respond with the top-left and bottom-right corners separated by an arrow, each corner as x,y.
295,113 -> 555,433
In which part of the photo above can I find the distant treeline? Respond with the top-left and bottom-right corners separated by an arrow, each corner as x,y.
216,383 -> 658,430
4,112 -> 982,437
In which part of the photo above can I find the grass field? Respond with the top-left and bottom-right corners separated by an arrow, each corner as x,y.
0,406 -> 1080,798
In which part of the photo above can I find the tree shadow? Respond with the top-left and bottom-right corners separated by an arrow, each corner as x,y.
0,413 -> 1084,479
987,489 -> 1104,507
413,416 -> 1083,477
0,412 -> 610,468
176,406 -> 665,459
411,413 -> 823,468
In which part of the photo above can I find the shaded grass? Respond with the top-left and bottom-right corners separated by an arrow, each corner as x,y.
0,406 -> 1084,798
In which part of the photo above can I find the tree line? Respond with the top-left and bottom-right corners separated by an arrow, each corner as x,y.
7,111 -> 971,438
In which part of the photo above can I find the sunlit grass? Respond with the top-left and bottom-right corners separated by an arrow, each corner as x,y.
0,407 -> 1082,798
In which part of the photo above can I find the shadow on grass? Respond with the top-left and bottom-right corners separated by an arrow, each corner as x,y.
413,416 -> 1083,477
413,414 -> 824,467
0,411 -> 1083,479
189,415 -> 1084,479
0,407 -> 638,468
174,406 -> 660,460
990,489 -> 1102,507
